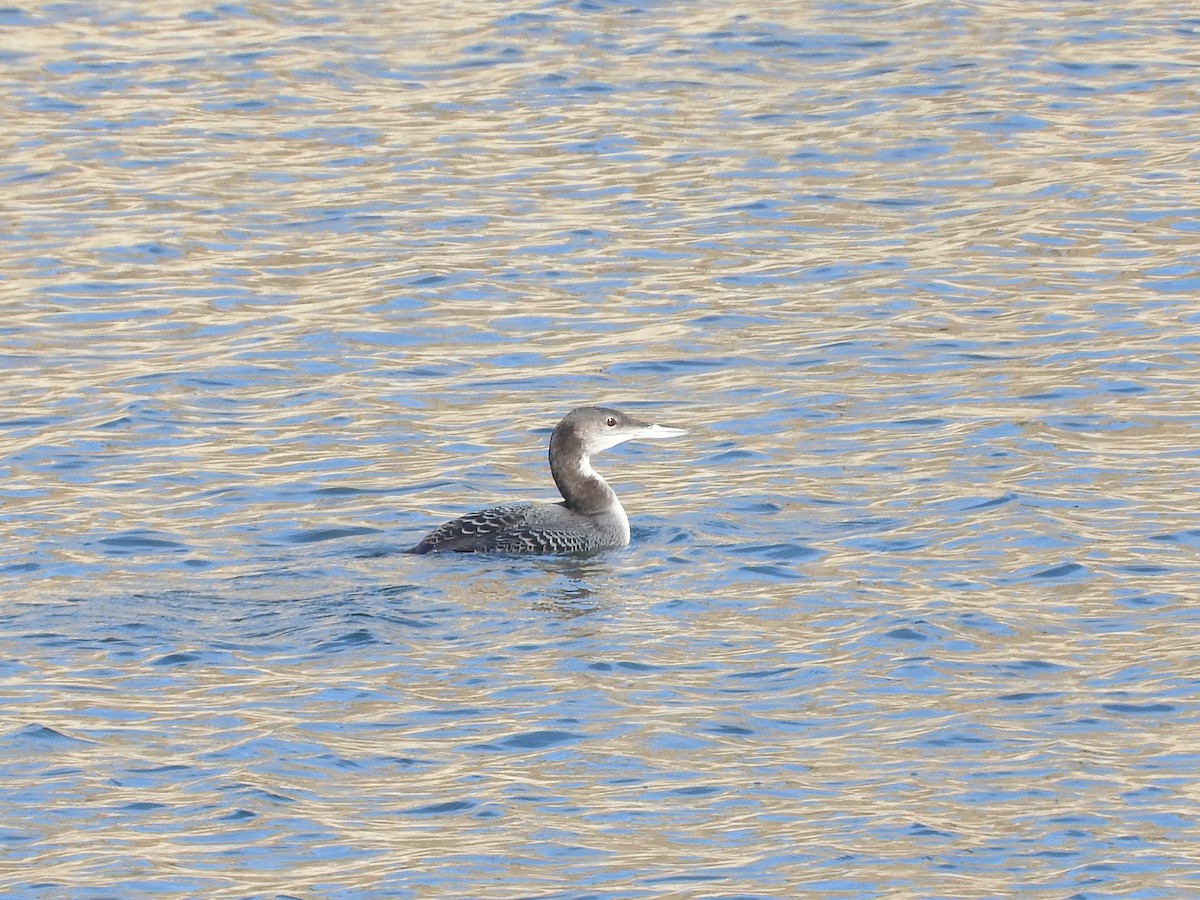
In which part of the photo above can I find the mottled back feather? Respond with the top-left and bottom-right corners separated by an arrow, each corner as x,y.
408,503 -> 605,555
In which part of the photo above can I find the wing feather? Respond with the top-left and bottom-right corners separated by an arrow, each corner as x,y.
409,503 -> 602,555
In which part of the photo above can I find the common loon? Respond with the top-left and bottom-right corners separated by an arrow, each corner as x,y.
408,406 -> 687,555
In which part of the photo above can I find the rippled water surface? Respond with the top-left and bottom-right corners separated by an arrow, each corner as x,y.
4,2 -> 1200,897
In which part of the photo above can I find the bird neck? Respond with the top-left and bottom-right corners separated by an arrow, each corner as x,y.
550,435 -> 617,515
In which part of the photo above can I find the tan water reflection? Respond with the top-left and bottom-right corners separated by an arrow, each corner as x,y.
3,1 -> 1198,897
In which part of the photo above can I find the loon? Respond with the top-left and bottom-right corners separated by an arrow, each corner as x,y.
408,406 -> 687,555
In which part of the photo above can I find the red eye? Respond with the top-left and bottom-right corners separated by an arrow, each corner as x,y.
606,417 -> 616,427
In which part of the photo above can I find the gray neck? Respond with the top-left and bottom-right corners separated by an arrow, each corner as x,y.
549,429 -> 617,515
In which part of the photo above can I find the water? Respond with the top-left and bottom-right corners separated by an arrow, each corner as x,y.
3,1 -> 1200,897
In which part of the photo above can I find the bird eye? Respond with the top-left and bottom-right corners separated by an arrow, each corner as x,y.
606,416 -> 617,427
